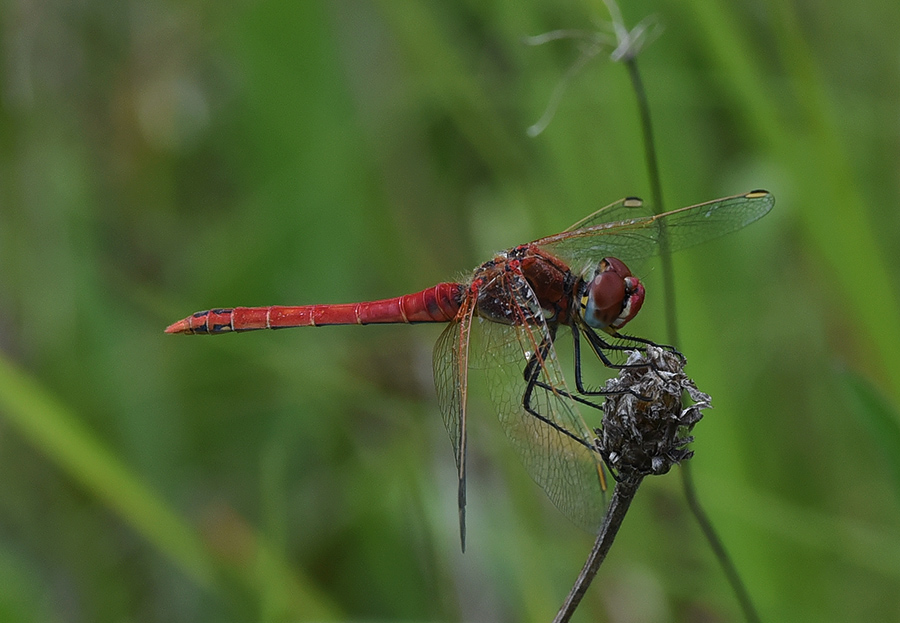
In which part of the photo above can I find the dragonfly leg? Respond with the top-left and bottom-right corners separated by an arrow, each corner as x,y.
613,332 -> 685,362
574,328 -> 653,401
530,377 -> 607,412
521,329 -> 647,409
579,326 -> 648,369
520,341 -> 598,452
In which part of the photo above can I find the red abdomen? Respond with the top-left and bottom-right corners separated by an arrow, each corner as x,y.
165,282 -> 465,334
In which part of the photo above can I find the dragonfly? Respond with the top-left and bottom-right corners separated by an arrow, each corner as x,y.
167,190 -> 773,550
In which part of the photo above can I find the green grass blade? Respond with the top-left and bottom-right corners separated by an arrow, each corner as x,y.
0,353 -> 220,588
0,352 -> 341,619
840,367 -> 900,499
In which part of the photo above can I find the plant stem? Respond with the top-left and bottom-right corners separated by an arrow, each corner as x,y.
680,461 -> 762,623
625,56 -> 761,623
553,478 -> 642,623
624,57 -> 679,347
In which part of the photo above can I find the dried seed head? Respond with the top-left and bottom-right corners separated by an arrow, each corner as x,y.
597,345 -> 711,480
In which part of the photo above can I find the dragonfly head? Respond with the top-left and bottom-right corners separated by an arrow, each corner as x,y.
581,257 -> 645,332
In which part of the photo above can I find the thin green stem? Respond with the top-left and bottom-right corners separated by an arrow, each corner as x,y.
624,56 -> 760,623
624,58 -> 678,347
681,462 -> 762,623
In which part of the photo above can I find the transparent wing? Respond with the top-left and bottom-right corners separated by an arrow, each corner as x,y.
433,299 -> 476,550
561,196 -> 650,232
536,190 -> 774,266
470,268 -> 609,533
434,319 -> 465,477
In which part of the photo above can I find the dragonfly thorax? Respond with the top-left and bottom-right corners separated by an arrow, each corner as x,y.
470,245 -> 576,327
580,257 -> 645,331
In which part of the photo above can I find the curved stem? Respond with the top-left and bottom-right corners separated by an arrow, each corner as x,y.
680,462 -> 762,623
625,57 -> 760,622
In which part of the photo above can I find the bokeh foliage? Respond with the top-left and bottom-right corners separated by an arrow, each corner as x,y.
1,0 -> 899,621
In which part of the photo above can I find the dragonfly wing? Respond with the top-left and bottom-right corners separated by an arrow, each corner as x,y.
537,190 -> 774,267
561,196 -> 650,233
472,270 -> 609,533
433,299 -> 476,550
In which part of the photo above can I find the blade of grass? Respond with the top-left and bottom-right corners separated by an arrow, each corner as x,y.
839,366 -> 900,500
0,352 -> 340,619
0,353 -> 218,589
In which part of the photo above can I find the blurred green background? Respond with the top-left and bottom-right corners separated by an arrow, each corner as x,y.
1,0 -> 899,621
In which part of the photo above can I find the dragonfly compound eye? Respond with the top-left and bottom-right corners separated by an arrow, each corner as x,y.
582,257 -> 644,330
613,276 -> 645,329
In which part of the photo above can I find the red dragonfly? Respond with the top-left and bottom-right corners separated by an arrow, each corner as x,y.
167,190 -> 773,549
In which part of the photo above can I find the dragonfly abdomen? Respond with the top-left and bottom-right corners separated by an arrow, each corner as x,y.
165,282 -> 465,334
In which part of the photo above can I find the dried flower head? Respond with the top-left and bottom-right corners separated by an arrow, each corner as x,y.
596,345 -> 711,481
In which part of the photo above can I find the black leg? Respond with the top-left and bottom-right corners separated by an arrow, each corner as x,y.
520,339 -> 598,452
573,328 -> 652,401
516,326 -> 671,453
613,332 -> 685,362
581,327 -> 648,368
